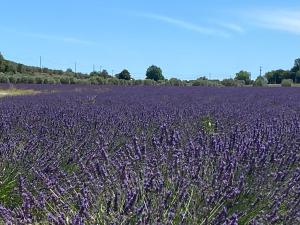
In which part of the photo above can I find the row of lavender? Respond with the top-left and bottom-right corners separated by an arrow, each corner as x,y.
0,85 -> 299,224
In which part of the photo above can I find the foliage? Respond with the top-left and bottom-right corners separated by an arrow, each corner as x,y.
192,79 -> 220,87
167,78 -> 185,86
106,77 -> 120,85
146,65 -> 164,81
253,76 -> 268,86
296,71 -> 300,83
197,76 -> 208,80
0,75 -> 9,83
116,69 -> 131,80
221,78 -> 245,87
143,79 -> 157,85
75,79 -> 91,85
281,79 -> 293,87
0,52 -> 4,61
264,69 -> 293,84
234,70 -> 251,85
291,58 -> 300,72
60,77 -> 70,84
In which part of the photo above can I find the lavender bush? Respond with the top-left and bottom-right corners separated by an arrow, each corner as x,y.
0,85 -> 299,224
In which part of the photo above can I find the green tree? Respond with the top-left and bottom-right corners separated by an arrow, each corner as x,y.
90,71 -> 100,77
0,52 -> 4,61
146,65 -> 164,81
116,69 -> 131,80
234,70 -> 251,85
17,64 -> 23,73
296,71 -> 300,83
65,68 -> 74,76
197,76 -> 208,80
264,69 -> 289,84
291,58 -> 300,72
99,70 -> 111,79
42,67 -> 49,74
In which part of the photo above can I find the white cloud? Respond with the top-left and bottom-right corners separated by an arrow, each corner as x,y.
249,9 -> 300,35
23,32 -> 96,45
2,28 -> 96,45
219,22 -> 245,33
137,13 -> 232,38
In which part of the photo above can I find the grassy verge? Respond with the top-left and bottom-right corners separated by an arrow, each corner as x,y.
0,88 -> 39,97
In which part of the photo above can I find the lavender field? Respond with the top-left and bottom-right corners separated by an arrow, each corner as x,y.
0,85 -> 299,225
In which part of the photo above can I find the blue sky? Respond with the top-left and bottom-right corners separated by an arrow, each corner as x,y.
1,0 -> 300,80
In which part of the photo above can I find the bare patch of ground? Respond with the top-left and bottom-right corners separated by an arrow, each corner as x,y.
0,88 -> 39,97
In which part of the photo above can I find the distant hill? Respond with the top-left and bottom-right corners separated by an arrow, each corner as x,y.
0,52 -> 88,78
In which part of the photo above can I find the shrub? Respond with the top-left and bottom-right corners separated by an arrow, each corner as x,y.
89,77 -> 99,85
96,77 -> 107,85
19,76 -> 29,84
106,78 -> 120,85
0,75 -> 9,83
134,80 -> 143,86
157,80 -> 167,86
60,77 -> 70,84
254,76 -> 268,87
44,77 -> 57,84
8,76 -> 17,84
35,77 -> 44,84
76,79 -> 91,85
221,79 -> 244,87
192,79 -> 221,87
168,78 -> 183,86
143,79 -> 156,86
69,77 -> 76,84
281,79 -> 293,87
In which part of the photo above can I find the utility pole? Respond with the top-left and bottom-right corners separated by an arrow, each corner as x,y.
260,66 -> 262,77
39,56 -> 42,73
112,70 -> 114,76
99,66 -> 102,72
74,62 -> 77,75
93,64 -> 95,72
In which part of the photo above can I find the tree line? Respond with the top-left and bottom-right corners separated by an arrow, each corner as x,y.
0,52 -> 299,87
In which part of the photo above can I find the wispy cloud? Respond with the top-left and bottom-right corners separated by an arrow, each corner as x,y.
2,28 -> 96,45
136,12 -> 232,38
24,32 -> 96,45
219,22 -> 245,34
31,33 -> 96,45
248,9 -> 300,35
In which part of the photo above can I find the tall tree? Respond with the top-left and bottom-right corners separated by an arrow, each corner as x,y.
116,69 -> 131,80
264,70 -> 289,84
99,70 -> 111,79
146,65 -> 164,81
291,58 -> 300,72
234,70 -> 251,85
